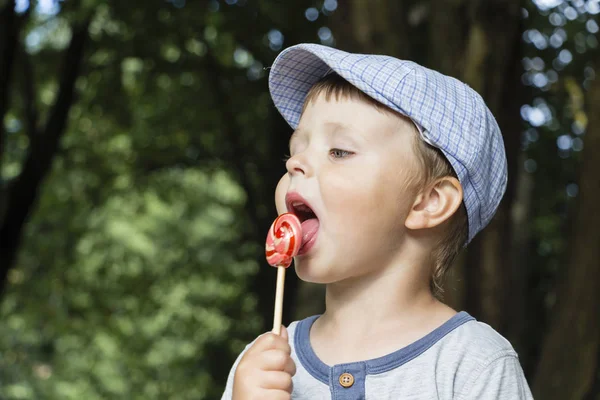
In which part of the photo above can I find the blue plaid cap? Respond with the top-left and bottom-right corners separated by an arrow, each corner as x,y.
268,43 -> 507,244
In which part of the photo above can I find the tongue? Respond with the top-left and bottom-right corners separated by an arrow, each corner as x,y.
300,218 -> 320,247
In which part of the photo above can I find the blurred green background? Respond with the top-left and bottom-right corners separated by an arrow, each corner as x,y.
1,0 -> 599,399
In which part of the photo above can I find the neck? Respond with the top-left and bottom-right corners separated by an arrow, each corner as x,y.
310,251 -> 456,364
323,258 -> 438,329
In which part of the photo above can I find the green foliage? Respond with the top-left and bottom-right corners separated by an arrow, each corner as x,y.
0,0 -> 324,398
0,166 -> 261,399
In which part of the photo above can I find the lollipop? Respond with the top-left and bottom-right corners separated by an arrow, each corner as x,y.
266,213 -> 302,267
265,213 -> 302,334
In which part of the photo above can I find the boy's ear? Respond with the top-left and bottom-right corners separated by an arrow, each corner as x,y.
405,177 -> 463,231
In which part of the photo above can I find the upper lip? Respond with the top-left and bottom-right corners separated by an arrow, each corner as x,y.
285,192 -> 319,221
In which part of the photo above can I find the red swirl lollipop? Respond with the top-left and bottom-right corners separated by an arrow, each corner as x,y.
265,213 -> 302,268
265,213 -> 303,335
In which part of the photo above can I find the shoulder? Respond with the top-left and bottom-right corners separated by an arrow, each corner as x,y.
434,316 -> 529,396
416,312 -> 518,370
448,318 -> 516,353
446,320 -> 533,398
419,313 -> 519,371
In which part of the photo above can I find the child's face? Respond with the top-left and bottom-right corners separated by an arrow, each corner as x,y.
275,93 -> 423,284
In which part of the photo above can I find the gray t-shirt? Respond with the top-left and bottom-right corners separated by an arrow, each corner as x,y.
221,311 -> 534,399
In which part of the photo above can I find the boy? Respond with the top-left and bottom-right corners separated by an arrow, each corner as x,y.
221,43 -> 533,399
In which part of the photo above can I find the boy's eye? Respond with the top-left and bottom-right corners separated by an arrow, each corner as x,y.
329,149 -> 353,159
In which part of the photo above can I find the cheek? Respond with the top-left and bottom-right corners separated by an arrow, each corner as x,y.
321,163 -> 388,212
320,167 -> 386,241
275,174 -> 289,215
321,163 -> 414,235
320,169 -> 363,212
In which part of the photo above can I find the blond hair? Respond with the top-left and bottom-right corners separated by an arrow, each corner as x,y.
302,73 -> 468,299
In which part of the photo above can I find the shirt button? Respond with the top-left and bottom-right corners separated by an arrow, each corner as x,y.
339,372 -> 354,388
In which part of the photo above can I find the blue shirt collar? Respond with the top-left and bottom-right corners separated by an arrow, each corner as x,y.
294,311 -> 475,384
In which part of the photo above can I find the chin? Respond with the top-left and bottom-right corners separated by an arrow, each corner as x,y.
293,258 -> 341,284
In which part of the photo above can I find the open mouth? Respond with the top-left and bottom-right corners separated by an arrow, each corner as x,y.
286,194 -> 320,255
290,202 -> 317,223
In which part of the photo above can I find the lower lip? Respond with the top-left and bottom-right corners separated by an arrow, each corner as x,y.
297,219 -> 319,256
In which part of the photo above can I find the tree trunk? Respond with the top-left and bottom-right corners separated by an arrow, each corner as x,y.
0,0 -> 18,168
341,0 -> 412,59
0,20 -> 90,295
506,151 -> 536,373
532,58 -> 600,400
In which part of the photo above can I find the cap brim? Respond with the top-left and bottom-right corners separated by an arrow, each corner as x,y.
268,45 -> 336,129
268,44 -> 425,138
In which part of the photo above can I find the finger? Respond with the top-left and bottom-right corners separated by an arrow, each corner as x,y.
260,349 -> 294,372
260,371 -> 293,393
284,357 -> 296,376
248,332 -> 291,355
280,325 -> 289,340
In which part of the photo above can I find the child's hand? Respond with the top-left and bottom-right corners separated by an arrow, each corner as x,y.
232,326 -> 296,400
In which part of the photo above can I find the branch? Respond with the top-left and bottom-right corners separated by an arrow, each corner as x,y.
42,20 -> 90,149
0,0 -> 19,167
0,18 -> 91,296
21,45 -> 39,142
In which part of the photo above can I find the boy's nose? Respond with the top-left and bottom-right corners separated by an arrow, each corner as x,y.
286,152 -> 313,177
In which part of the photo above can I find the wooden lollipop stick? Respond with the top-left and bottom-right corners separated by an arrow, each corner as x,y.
266,213 -> 301,336
272,266 -> 286,335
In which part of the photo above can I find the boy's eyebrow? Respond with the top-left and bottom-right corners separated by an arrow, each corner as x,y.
326,121 -> 353,135
289,122 -> 363,148
327,121 -> 366,142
